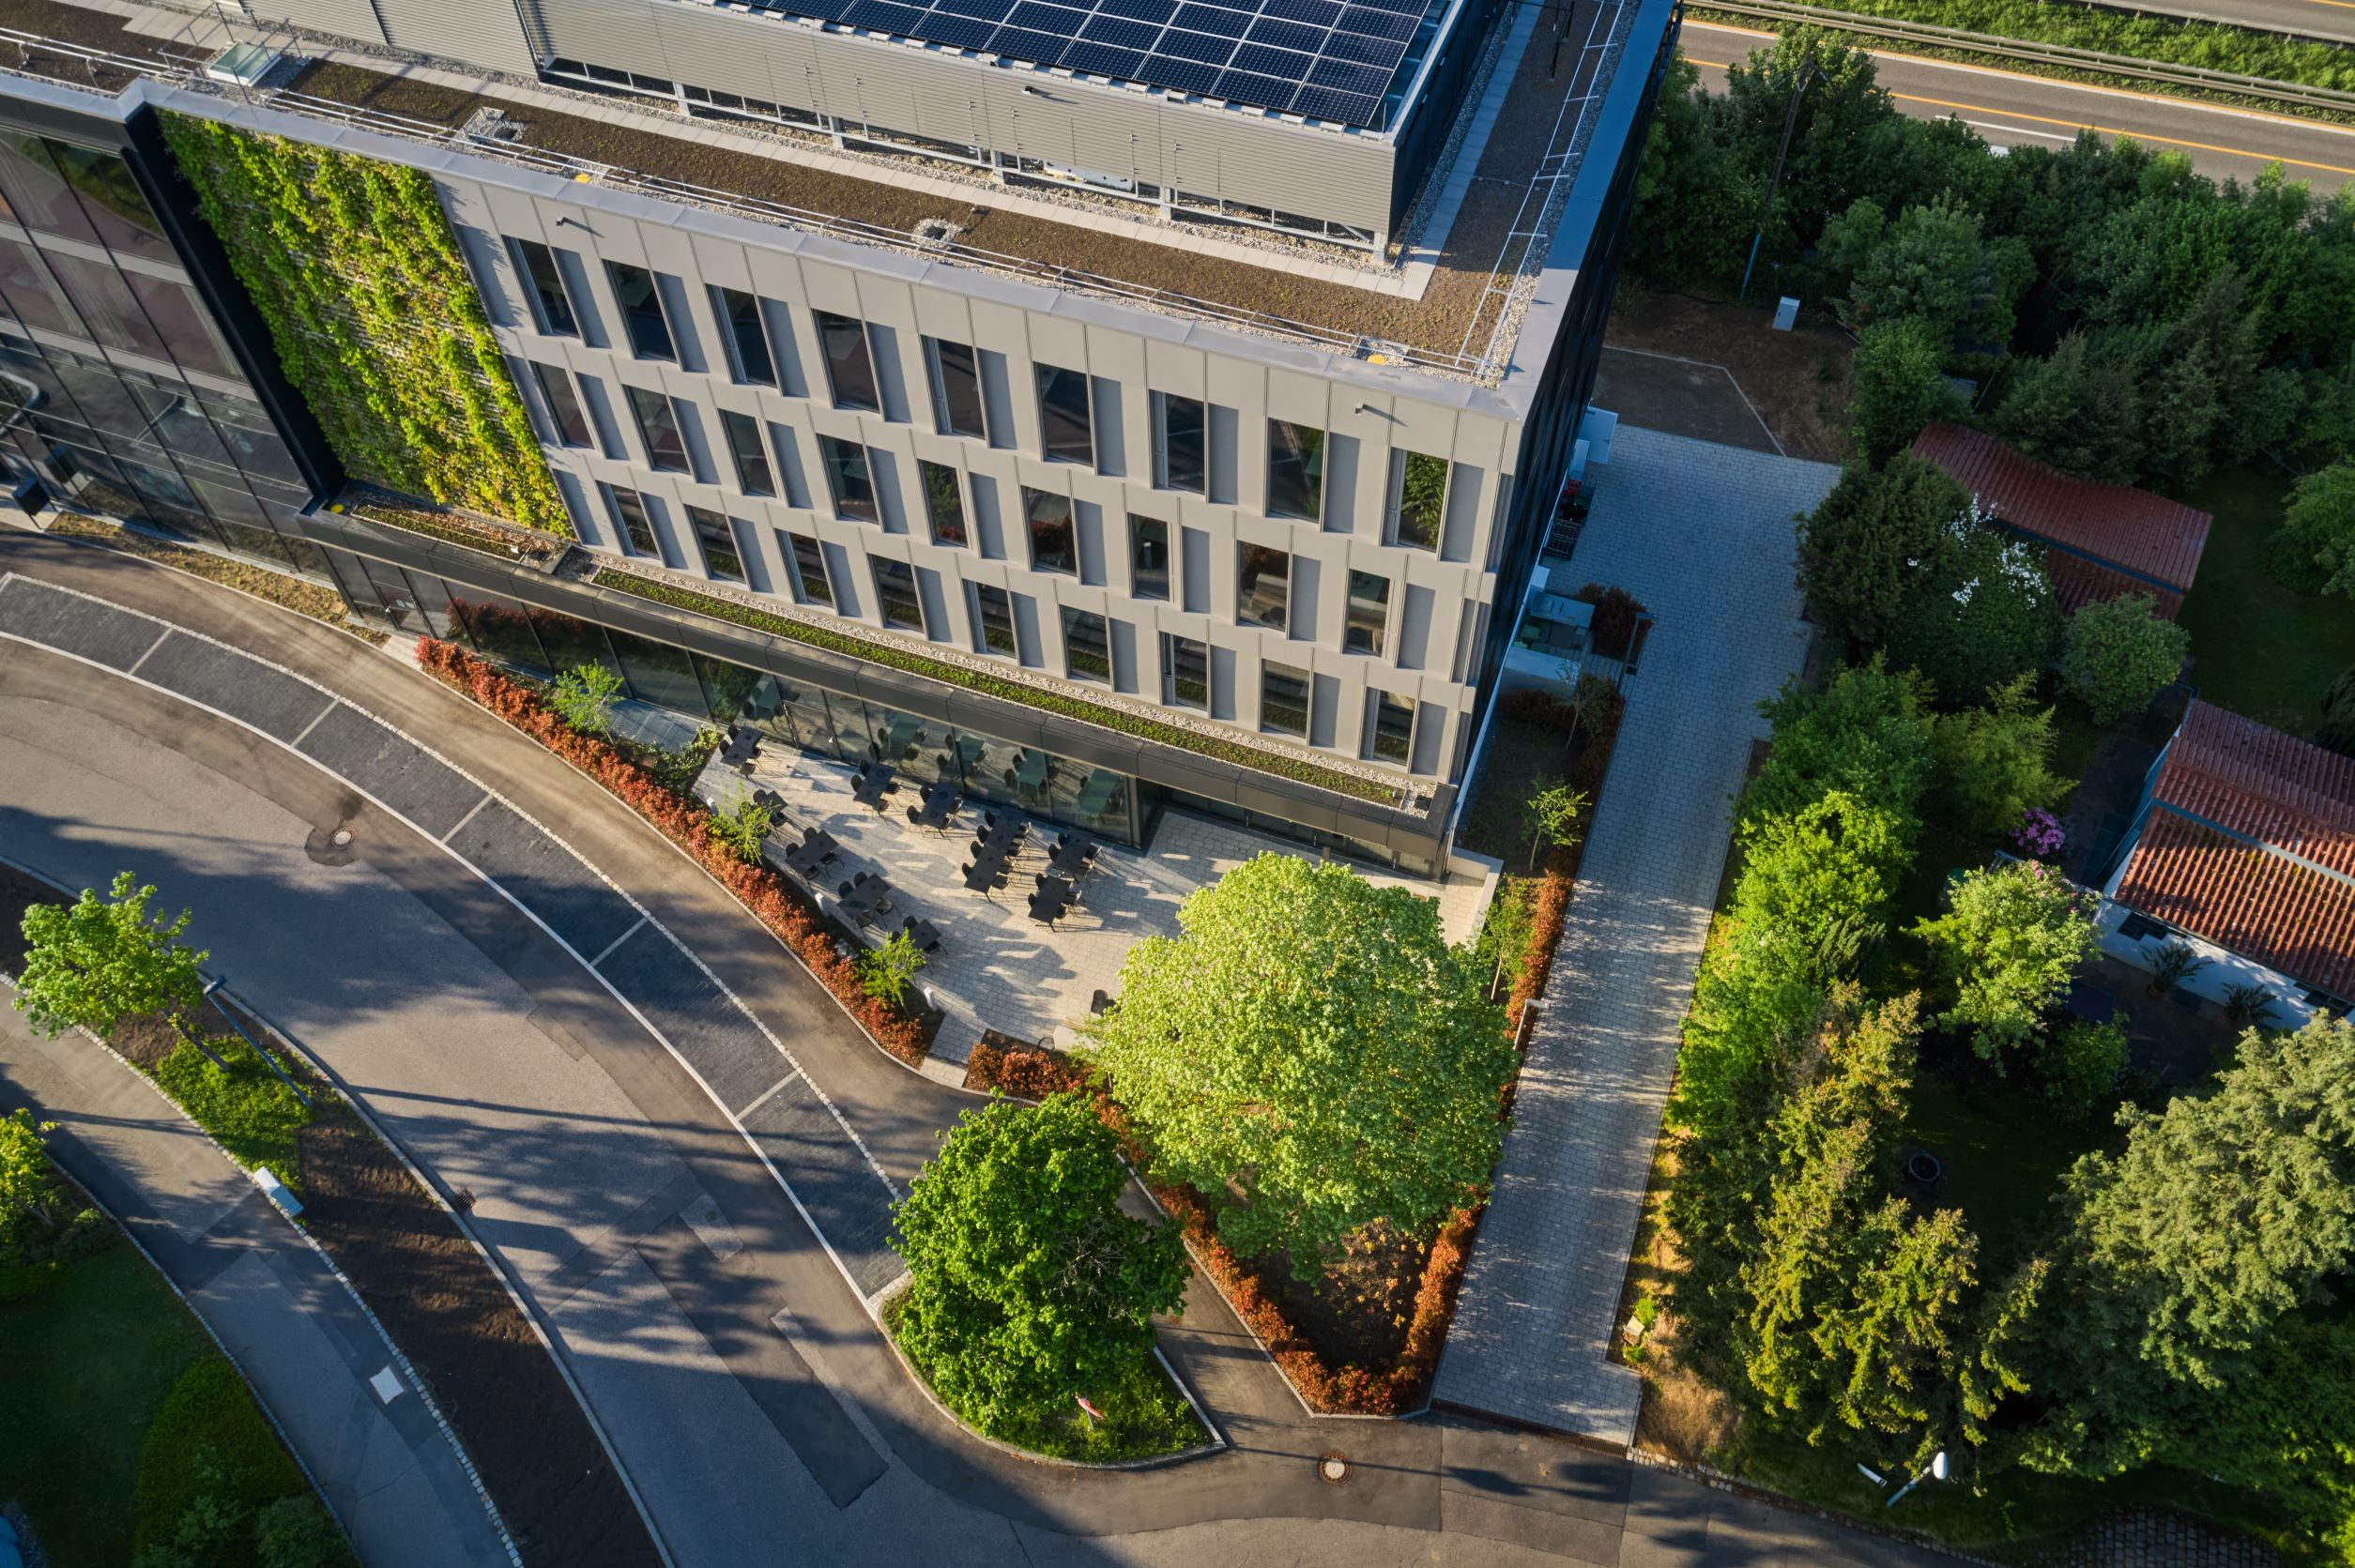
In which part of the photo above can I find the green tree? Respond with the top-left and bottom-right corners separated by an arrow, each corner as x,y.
1849,315 -> 1960,464
2012,1015 -> 2355,1475
855,930 -> 926,1008
2039,1017 -> 2130,1123
0,1106 -> 60,1261
1520,777 -> 1589,873
1629,53 -> 1755,285
1720,34 -> 1918,252
2058,594 -> 2189,725
1079,855 -> 1512,1266
1796,456 -> 1965,649
1996,331 -> 2148,485
2166,1313 -> 2355,1560
1841,194 -> 2031,347
548,662 -> 624,736
252,1497 -> 345,1568
1744,659 -> 1936,830
892,1094 -> 1186,1431
1930,675 -> 2067,837
706,791 -> 774,865
2276,460 -> 2355,599
1884,506 -> 2063,706
1914,860 -> 2096,1060
2320,662 -> 2355,759
15,872 -> 206,1041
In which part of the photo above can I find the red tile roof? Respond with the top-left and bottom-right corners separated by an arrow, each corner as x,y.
1910,424 -> 2211,614
2111,701 -> 2355,1000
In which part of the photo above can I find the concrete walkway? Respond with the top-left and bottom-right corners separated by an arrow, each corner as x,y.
1436,426 -> 1840,1443
0,989 -> 513,1568
0,525 -> 1950,1567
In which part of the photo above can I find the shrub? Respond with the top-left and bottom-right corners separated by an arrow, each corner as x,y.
252,1497 -> 347,1568
2322,662 -> 2355,760
2273,460 -> 2355,598
1573,584 -> 1645,658
151,1035 -> 312,1194
1884,503 -> 2063,706
2040,1018 -> 2129,1122
133,1357 -> 311,1566
706,789 -> 776,865
547,663 -> 624,737
2011,806 -> 2066,860
2058,595 -> 2189,725
417,638 -> 929,1062
855,931 -> 926,1008
1914,860 -> 2099,1060
1930,674 -> 2067,837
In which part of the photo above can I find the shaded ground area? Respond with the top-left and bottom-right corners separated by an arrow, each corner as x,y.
1605,288 -> 1856,462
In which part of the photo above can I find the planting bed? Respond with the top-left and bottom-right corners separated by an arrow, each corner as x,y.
0,860 -> 660,1568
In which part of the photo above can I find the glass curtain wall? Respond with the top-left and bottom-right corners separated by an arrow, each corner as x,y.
0,129 -> 321,573
317,544 -> 1140,843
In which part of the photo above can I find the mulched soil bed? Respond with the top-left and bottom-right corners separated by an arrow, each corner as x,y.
0,861 -> 660,1568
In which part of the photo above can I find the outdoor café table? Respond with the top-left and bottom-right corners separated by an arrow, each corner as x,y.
961,860 -> 1005,897
852,765 -> 895,810
910,781 -> 961,831
842,877 -> 893,925
1048,836 -> 1097,880
900,916 -> 944,954
1028,875 -> 1074,927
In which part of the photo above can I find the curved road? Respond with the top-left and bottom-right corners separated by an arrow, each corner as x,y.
0,528 -> 1948,1567
1687,19 -> 2355,191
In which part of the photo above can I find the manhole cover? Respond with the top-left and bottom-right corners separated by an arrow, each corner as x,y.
1318,1453 -> 1350,1484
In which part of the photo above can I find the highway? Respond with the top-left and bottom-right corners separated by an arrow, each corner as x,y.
2087,0 -> 2355,46
1686,18 -> 2355,192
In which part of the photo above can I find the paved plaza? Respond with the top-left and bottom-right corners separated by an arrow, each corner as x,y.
1434,424 -> 1839,1443
704,750 -> 1494,1065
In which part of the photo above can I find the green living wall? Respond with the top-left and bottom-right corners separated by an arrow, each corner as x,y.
161,114 -> 571,536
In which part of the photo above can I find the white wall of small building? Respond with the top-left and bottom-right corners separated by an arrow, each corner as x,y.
2092,899 -> 2328,1031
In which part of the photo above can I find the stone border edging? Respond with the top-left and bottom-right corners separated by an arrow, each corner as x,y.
0,956 -> 523,1568
867,1277 -> 1227,1472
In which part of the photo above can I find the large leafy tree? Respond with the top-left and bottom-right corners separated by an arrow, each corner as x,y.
1744,659 -> 1936,831
2276,460 -> 2355,599
892,1093 -> 1186,1431
15,872 -> 206,1041
1914,860 -> 2096,1060
1080,854 -> 1512,1265
2057,594 -> 2189,725
1833,194 -> 2032,348
1797,456 -> 1965,650
2010,1015 -> 2355,1476
1884,505 -> 2063,706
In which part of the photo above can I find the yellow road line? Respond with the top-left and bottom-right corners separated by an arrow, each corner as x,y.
1679,53 -> 2355,176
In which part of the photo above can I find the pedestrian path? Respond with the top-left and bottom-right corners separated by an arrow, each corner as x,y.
0,572 -> 907,1301
0,991 -> 514,1568
1433,425 -> 1839,1442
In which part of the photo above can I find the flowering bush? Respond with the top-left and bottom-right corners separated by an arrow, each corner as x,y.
2011,806 -> 2066,859
416,638 -> 928,1063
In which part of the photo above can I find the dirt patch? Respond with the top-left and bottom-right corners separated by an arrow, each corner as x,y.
1606,288 -> 1855,463
1250,1222 -> 1430,1374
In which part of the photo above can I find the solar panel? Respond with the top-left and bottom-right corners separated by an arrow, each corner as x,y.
732,0 -> 1448,129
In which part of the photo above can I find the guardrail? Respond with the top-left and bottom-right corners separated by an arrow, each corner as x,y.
1695,0 -> 2355,114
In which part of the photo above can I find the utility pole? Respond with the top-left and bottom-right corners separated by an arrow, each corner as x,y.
1739,38 -> 1818,302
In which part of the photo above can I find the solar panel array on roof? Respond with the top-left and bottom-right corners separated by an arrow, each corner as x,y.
736,0 -> 1452,129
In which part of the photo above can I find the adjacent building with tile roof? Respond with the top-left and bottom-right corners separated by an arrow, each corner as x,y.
1910,422 -> 2211,619
2095,698 -> 2355,1023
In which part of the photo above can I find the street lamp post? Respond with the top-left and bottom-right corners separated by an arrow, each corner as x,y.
1886,1450 -> 1949,1508
1738,40 -> 1819,302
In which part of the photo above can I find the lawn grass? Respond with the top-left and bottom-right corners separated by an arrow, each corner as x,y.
1900,1072 -> 2091,1276
2177,468 -> 2355,739
150,1032 -> 313,1194
0,1242 -> 209,1565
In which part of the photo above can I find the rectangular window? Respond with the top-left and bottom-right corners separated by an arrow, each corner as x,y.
1346,570 -> 1390,656
1267,419 -> 1326,522
607,485 -> 659,558
605,262 -> 674,360
1370,690 -> 1415,763
818,435 -> 879,523
1262,662 -> 1310,738
925,337 -> 988,439
513,239 -> 576,336
919,460 -> 967,547
530,362 -> 591,447
1159,393 -> 1205,493
1237,543 -> 1289,631
1129,513 -> 1170,601
872,556 -> 924,632
815,310 -> 880,411
715,286 -> 775,386
720,409 -> 774,495
1062,606 -> 1110,683
1034,363 -> 1093,464
626,386 -> 688,471
785,530 -> 832,606
688,506 -> 745,584
1390,449 -> 1447,552
973,582 -> 1017,657
1024,488 -> 1077,576
1165,633 -> 1208,709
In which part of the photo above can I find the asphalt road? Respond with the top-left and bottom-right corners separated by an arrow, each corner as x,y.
1685,19 -> 2355,192
2097,0 -> 2355,45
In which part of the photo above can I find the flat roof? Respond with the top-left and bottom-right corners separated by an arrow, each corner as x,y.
0,0 -> 1643,386
726,0 -> 1460,131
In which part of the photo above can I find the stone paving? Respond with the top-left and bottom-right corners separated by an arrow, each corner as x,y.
1433,424 -> 1839,1443
707,748 -> 1493,1063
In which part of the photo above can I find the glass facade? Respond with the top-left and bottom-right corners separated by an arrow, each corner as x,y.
316,542 -> 1141,844
0,129 -> 321,572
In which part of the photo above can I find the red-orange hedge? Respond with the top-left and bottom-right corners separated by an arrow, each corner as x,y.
416,637 -> 928,1064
